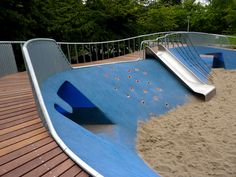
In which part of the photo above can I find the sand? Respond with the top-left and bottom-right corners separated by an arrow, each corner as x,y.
137,69 -> 236,177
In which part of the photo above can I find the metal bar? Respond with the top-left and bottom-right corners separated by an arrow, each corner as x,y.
118,42 -> 120,56
107,43 -> 109,59
82,44 -> 85,63
133,39 -> 135,52
89,44 -> 92,61
67,44 -> 71,63
112,42 -> 115,58
75,44 -> 79,63
95,44 -> 98,61
101,43 -> 104,60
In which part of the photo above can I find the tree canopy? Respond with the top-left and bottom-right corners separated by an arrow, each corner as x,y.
0,0 -> 235,41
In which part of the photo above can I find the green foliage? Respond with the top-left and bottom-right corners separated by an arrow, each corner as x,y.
0,0 -> 235,41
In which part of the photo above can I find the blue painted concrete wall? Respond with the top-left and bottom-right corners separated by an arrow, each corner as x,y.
41,58 -> 192,177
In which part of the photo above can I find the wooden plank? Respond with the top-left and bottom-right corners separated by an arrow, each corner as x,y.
0,116 -> 39,130
0,127 -> 46,149
59,165 -> 82,177
0,104 -> 36,117
41,158 -> 75,177
22,153 -> 69,177
0,109 -> 37,125
0,100 -> 35,113
0,132 -> 49,156
0,123 -> 42,142
76,171 -> 90,177
0,118 -> 41,136
0,141 -> 58,176
2,147 -> 62,177
0,95 -> 33,106
0,97 -> 34,109
0,137 -> 53,166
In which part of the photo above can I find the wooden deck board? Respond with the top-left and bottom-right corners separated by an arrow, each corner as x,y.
0,55 -> 139,176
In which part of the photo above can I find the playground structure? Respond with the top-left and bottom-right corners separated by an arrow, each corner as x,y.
0,32 -> 235,176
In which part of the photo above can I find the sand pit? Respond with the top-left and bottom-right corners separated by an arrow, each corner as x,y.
137,69 -> 236,177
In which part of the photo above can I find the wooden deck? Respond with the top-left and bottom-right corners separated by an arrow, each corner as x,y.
0,53 -> 140,177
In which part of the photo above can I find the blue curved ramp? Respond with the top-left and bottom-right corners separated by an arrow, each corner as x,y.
41,58 -> 192,177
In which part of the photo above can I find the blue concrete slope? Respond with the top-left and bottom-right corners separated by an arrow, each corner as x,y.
41,58 -> 192,177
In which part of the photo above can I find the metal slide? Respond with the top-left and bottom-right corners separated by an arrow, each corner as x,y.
145,45 -> 216,101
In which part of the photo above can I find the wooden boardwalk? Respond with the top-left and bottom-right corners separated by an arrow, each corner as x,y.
0,53 -> 140,177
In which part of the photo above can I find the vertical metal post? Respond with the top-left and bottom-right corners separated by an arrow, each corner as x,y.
101,43 -> 104,60
95,44 -> 98,61
128,39 -> 130,53
133,39 -> 135,52
82,44 -> 86,63
118,42 -> 120,56
107,43 -> 109,59
112,42 -> 115,57
89,44 -> 92,61
67,44 -> 71,63
124,41 -> 126,55
75,44 -> 79,63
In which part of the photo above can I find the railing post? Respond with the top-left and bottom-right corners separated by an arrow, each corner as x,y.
75,44 -> 79,63
82,44 -> 86,63
95,44 -> 98,61
133,38 -> 135,52
101,43 -> 104,60
128,39 -> 130,53
107,43 -> 109,59
112,42 -> 115,57
67,44 -> 71,63
118,42 -> 120,56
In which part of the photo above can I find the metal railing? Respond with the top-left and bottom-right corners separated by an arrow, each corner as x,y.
0,32 -> 169,77
57,32 -> 168,64
1,32 -> 235,77
141,32 -> 236,83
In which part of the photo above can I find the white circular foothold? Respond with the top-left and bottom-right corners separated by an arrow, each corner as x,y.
126,94 -> 130,98
135,68 -> 140,72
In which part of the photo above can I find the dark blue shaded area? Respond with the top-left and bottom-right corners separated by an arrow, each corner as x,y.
41,59 -> 192,177
56,81 -> 113,125
57,81 -> 95,108
194,46 -> 236,69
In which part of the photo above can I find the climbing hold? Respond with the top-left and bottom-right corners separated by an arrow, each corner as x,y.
128,75 -> 132,79
143,90 -> 148,94
143,72 -> 148,75
135,68 -> 140,72
153,96 -> 158,101
156,87 -> 162,91
147,81 -> 151,85
128,69 -> 132,73
126,94 -> 131,98
165,103 -> 170,108
130,87 -> 134,91
141,99 -> 145,104
115,76 -> 120,81
136,80 -> 140,83
114,87 -> 118,91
